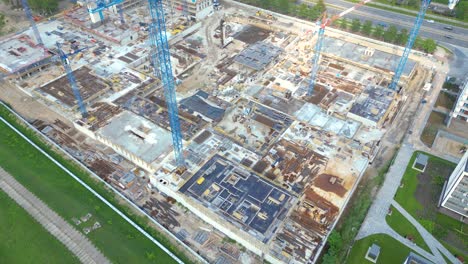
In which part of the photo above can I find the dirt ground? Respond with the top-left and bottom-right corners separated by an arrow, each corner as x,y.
0,1 -> 74,36
432,135 -> 467,159
0,81 -> 72,125
420,111 -> 447,147
0,3 -> 29,36
414,163 -> 449,219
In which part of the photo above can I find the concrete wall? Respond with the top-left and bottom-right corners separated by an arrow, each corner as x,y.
347,112 -> 378,128
72,122 -> 158,173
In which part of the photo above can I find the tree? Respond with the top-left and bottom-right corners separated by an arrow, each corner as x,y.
315,0 -> 326,14
0,13 -> 5,34
455,1 -> 467,20
298,3 -> 309,18
407,0 -> 420,8
289,4 -> 299,17
327,230 -> 343,249
422,38 -> 437,53
414,36 -> 423,50
340,17 -> 348,30
322,231 -> 342,264
383,25 -> 398,43
259,0 -> 270,9
373,25 -> 384,39
351,18 -> 361,32
29,0 -> 59,14
395,28 -> 408,45
361,20 -> 373,35
278,0 -> 290,14
270,0 -> 281,12
308,7 -> 321,21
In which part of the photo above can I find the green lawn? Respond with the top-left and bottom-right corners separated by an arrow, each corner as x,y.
420,111 -> 447,147
386,206 -> 430,252
0,105 -> 181,264
346,234 -> 412,264
394,151 -> 468,260
0,190 -> 79,264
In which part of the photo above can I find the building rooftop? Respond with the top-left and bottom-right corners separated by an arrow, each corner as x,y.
321,37 -> 416,76
367,244 -> 381,260
99,111 -> 172,164
37,66 -> 109,108
180,90 -> 226,122
234,41 -> 283,71
180,154 -> 293,242
404,252 -> 433,264
0,35 -> 51,74
349,85 -> 396,124
294,103 -> 360,138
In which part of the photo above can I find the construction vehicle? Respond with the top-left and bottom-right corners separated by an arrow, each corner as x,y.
256,10 -> 276,20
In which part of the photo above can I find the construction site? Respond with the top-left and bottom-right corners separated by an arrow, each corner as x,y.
0,0 -> 440,263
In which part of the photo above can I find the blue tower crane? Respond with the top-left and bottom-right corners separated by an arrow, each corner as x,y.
389,0 -> 431,90
308,0 -> 372,96
118,4 -> 125,24
88,0 -> 124,23
308,21 -> 325,96
21,0 -> 43,46
182,0 -> 189,18
56,42 -> 89,118
147,0 -> 185,166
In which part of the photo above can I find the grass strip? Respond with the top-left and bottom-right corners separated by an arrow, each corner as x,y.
0,190 -> 80,264
394,151 -> 467,260
346,234 -> 412,264
386,205 -> 431,252
0,103 -> 192,264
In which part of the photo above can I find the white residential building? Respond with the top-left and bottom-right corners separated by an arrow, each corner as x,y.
172,0 -> 214,20
440,151 -> 468,217
451,78 -> 468,122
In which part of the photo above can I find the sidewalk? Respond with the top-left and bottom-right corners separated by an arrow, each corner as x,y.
0,167 -> 111,264
355,143 -> 462,264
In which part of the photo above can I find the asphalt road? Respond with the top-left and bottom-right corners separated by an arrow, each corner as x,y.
301,0 -> 468,48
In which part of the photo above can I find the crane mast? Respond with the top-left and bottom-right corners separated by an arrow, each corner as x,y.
389,0 -> 431,90
118,4 -> 125,24
308,0 -> 372,96
21,0 -> 43,46
88,0 -> 125,23
56,42 -> 88,118
147,0 -> 185,167
308,23 -> 325,96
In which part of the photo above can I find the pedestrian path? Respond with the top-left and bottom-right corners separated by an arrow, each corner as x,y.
355,144 -> 461,264
0,167 -> 111,264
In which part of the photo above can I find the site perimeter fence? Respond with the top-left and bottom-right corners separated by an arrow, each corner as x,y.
0,101 -> 209,264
